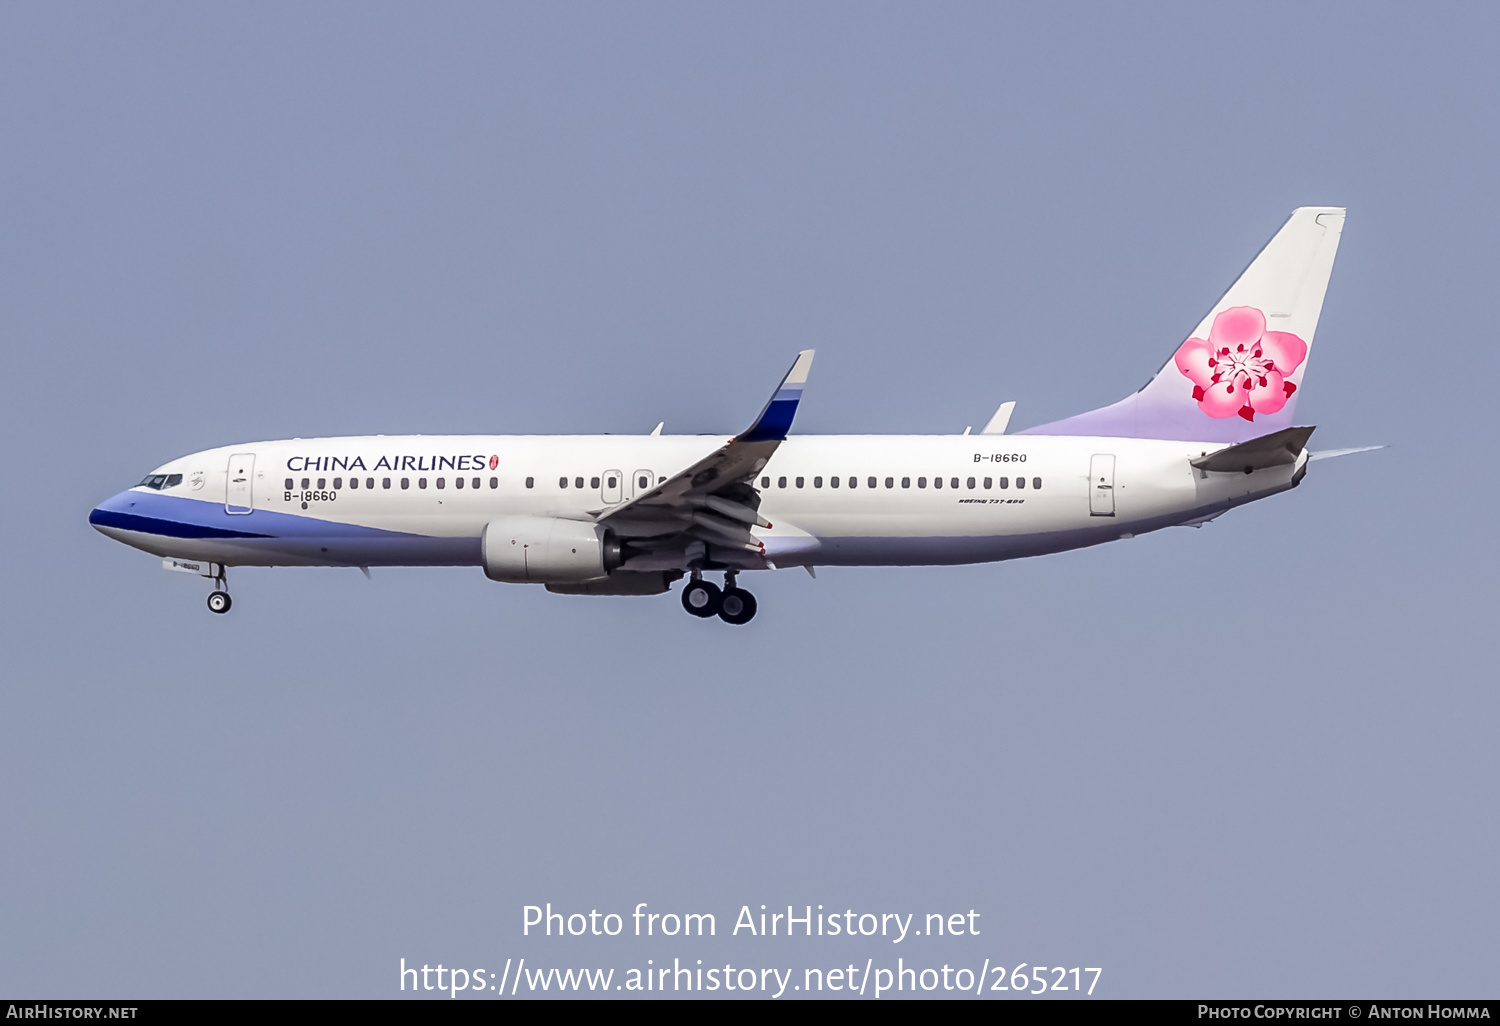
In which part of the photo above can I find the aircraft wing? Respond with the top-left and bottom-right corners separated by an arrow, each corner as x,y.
598,350 -> 813,561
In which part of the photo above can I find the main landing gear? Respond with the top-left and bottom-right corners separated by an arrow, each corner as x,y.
681,571 -> 757,625
206,566 -> 232,614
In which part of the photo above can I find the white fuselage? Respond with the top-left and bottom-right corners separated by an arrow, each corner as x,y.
90,433 -> 1303,572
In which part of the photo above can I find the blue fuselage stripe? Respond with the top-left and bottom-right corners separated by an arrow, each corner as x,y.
88,507 -> 272,539
88,491 -> 422,542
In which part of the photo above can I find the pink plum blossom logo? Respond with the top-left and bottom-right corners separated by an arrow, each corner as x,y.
1173,306 -> 1307,421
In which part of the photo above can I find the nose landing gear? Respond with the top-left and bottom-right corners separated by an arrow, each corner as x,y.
206,566 -> 232,614
681,571 -> 757,624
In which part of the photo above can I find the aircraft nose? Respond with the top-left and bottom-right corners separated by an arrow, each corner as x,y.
89,491 -> 139,534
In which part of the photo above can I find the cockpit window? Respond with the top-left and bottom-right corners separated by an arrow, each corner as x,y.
137,473 -> 184,490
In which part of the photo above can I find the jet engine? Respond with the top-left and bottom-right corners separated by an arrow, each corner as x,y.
481,516 -> 623,584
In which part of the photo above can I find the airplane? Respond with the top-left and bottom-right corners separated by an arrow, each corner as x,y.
90,206 -> 1377,624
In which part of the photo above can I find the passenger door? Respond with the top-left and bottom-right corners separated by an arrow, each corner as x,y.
1089,454 -> 1115,517
225,453 -> 255,514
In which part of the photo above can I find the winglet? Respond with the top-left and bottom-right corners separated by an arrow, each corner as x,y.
739,350 -> 815,442
981,401 -> 1016,435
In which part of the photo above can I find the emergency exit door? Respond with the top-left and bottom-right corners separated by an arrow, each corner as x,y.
1089,454 -> 1115,517
225,453 -> 255,514
601,470 -> 623,504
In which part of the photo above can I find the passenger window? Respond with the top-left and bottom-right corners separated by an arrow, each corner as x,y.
559,476 -> 568,488
401,478 -> 410,489
579,477 -> 587,489
454,476 -> 463,489
778,476 -> 787,488
983,477 -> 992,489
637,475 -> 648,489
525,477 -> 534,489
368,478 -> 375,489
795,477 -> 805,488
999,477 -> 1008,489
419,478 -> 428,489
886,477 -> 894,488
1016,476 -> 1025,489
951,477 -> 959,489
285,478 -> 294,490
349,478 -> 358,489
967,477 -> 975,489
933,477 -> 941,489
918,477 -> 927,488
902,477 -> 911,489
472,477 -> 480,489
317,478 -> 326,489
762,477 -> 770,488
333,477 -> 342,489
814,476 -> 823,488
1033,477 -> 1042,489
591,476 -> 600,489
436,478 -> 445,489
301,478 -> 310,490
383,478 -> 391,489
606,476 -> 617,488
869,477 -> 878,489
490,477 -> 498,489
830,476 -> 840,488
847,476 -> 856,488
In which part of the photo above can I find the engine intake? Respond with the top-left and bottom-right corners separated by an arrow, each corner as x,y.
482,516 -> 622,583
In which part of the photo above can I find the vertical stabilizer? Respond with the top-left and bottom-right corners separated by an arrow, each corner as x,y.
1023,207 -> 1344,442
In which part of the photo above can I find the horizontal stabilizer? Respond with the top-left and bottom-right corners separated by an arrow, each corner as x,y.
1308,445 -> 1385,462
1191,426 -> 1315,473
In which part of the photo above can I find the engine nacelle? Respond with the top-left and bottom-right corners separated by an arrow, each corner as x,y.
482,516 -> 622,584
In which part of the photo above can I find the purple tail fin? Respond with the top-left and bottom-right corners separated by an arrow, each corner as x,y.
1022,207 -> 1344,443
